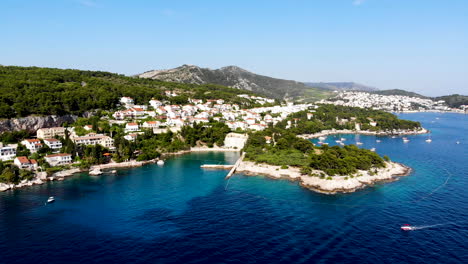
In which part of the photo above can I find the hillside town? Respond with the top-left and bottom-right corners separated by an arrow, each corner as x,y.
319,91 -> 467,113
0,93 -> 316,184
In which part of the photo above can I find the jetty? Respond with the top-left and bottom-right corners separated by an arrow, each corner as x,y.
200,165 -> 234,169
199,153 -> 245,179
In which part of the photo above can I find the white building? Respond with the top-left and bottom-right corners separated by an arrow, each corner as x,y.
45,153 -> 72,166
0,143 -> 16,161
21,139 -> 43,153
120,97 -> 134,105
125,123 -> 139,132
14,156 -> 38,170
36,127 -> 66,139
43,138 -> 62,152
224,133 -> 248,149
72,134 -> 114,149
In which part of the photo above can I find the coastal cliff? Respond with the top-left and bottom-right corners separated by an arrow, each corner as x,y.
0,115 -> 78,133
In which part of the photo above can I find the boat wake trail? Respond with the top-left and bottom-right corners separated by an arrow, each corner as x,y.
407,222 -> 459,230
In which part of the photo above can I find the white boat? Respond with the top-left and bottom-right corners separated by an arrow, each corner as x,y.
47,197 -> 55,203
370,148 -> 376,152
318,136 -> 327,140
335,140 -> 342,143
376,140 -> 381,143
425,138 -> 432,143
110,170 -> 117,174
318,141 -> 324,144
339,142 -> 345,146
356,142 -> 363,145
456,141 -> 460,144
157,160 -> 165,166
322,142 -> 329,145
401,224 -> 413,231
403,139 -> 410,143
340,138 -> 346,141
391,136 -> 397,139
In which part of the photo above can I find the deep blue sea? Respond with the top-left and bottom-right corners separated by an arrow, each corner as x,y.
1,113 -> 467,264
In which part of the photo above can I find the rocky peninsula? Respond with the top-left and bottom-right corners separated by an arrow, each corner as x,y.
235,160 -> 411,194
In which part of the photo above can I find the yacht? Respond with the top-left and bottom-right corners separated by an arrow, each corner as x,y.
335,140 -> 342,143
47,197 -> 55,203
425,138 -> 432,143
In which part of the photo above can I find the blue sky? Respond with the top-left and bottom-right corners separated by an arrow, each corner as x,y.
1,0 -> 467,96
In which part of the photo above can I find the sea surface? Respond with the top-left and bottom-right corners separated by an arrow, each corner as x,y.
0,112 -> 467,264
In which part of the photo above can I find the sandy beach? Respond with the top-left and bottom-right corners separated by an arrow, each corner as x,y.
235,160 -> 411,194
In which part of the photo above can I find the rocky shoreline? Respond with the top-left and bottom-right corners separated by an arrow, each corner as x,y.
235,161 -> 412,194
298,128 -> 428,139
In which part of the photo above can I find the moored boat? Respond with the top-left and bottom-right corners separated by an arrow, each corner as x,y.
47,196 -> 55,203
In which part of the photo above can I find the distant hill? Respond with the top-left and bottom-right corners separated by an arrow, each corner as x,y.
434,94 -> 468,108
139,65 -> 329,100
304,82 -> 378,92
371,89 -> 427,98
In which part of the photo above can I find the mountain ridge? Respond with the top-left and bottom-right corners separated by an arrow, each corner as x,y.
138,65 -> 329,100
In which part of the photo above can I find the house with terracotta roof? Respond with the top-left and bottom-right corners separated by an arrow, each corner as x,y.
36,127 -> 66,139
21,139 -> 43,153
45,153 -> 72,166
14,156 -> 38,170
142,121 -> 161,129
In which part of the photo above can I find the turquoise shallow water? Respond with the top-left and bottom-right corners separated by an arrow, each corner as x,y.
0,112 -> 467,263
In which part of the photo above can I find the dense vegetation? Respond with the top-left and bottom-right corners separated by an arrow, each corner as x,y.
243,128 -> 386,176
242,105 -> 420,176
434,94 -> 468,108
0,66 -> 259,118
0,161 -> 34,184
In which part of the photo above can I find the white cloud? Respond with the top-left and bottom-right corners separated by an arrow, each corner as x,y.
353,0 -> 366,6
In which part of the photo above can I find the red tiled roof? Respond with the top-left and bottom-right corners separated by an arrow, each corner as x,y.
16,156 -> 30,164
45,153 -> 71,158
44,138 -> 59,142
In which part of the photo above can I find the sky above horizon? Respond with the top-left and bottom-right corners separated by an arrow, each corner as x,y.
1,0 -> 467,96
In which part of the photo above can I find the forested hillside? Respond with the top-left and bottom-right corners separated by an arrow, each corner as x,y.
0,66 -> 258,119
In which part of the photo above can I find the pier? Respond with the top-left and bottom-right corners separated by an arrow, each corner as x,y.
200,153 -> 245,179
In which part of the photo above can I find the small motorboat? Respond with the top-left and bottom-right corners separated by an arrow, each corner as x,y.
370,148 -> 376,152
318,141 -> 324,144
335,140 -> 342,143
340,138 -> 346,141
403,137 -> 410,143
401,224 -> 413,231
376,140 -> 381,143
47,197 -> 55,203
456,141 -> 460,144
339,142 -> 345,146
425,138 -> 432,143
356,142 -> 363,145
318,136 -> 327,141
391,136 -> 397,139
157,160 -> 165,166
110,170 -> 117,174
